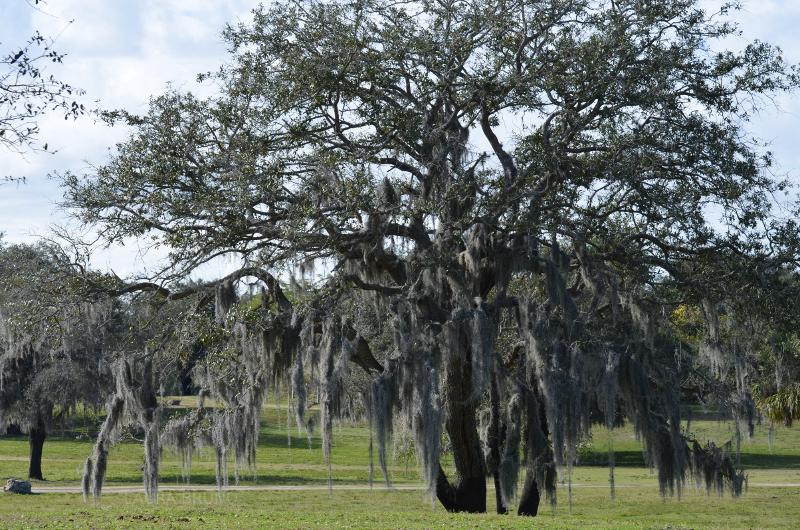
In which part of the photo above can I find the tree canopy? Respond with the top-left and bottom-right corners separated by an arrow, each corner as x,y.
0,241 -> 113,479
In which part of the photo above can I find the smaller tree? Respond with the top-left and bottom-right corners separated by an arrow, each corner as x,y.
0,241 -> 113,480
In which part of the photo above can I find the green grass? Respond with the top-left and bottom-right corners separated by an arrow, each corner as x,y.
2,484 -> 800,529
1,400 -> 799,528
0,403 -> 420,485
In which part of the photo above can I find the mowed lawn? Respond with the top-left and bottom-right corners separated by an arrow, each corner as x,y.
1,400 -> 799,528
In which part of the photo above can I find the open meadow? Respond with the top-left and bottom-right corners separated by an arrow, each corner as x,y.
1,400 -> 799,529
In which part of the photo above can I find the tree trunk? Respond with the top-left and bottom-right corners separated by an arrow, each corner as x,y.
178,366 -> 194,395
5,423 -> 23,436
517,392 -> 552,517
436,466 -> 486,513
489,375 -> 507,514
436,343 -> 486,513
139,358 -> 160,504
517,473 -> 541,516
28,428 -> 46,480
493,473 -> 507,514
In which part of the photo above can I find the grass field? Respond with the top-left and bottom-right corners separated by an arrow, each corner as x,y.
1,399 -> 799,528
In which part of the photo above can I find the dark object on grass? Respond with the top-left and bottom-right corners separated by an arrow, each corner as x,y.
4,479 -> 32,494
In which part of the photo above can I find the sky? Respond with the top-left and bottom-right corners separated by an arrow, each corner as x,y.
1,0 -> 800,280
0,0 -> 259,279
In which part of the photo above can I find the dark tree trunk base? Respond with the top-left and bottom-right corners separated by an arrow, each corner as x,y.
493,473 -> 508,514
517,475 -> 540,517
28,428 -> 46,481
436,468 -> 487,513
489,376 -> 507,514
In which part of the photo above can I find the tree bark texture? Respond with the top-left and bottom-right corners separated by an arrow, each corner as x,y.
28,427 -> 46,480
436,341 -> 487,513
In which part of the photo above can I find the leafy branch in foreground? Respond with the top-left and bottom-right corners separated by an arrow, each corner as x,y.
1,0 -> 85,158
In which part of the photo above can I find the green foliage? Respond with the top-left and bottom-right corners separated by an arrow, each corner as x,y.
0,242 -> 115,434
758,384 -> 800,426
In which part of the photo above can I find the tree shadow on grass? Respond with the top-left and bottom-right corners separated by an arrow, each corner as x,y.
580,450 -> 800,469
105,471 -> 369,486
258,432 -> 321,450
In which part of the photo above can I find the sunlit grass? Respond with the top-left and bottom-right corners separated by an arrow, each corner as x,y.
1,483 -> 800,529
1,399 -> 798,528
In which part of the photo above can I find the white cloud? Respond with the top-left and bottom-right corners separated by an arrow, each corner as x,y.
31,0 -> 143,56
1,0 -> 262,277
139,0 -> 254,55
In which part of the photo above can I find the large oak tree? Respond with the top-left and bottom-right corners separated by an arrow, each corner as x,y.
66,0 -> 800,516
